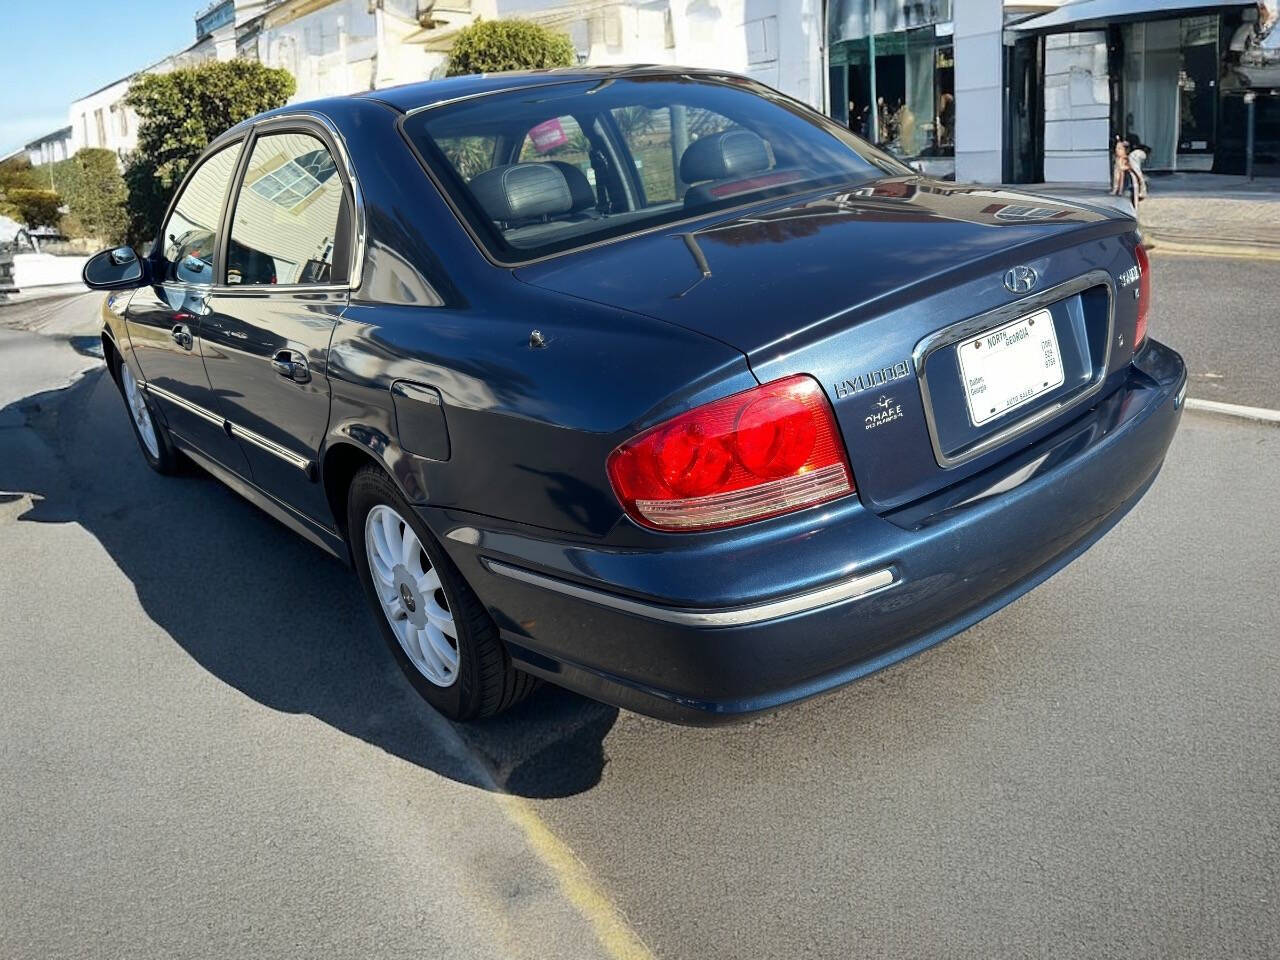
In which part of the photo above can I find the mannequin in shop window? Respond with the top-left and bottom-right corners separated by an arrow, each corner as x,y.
1110,136 -> 1148,203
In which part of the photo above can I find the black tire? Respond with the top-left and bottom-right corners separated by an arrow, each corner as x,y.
347,465 -> 537,721
109,351 -> 182,475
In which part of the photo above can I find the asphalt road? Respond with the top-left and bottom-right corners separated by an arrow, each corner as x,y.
2,277 -> 1278,959
1149,251 -> 1280,409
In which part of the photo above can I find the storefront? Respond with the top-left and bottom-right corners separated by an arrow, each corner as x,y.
827,0 -> 957,176
1009,0 -> 1279,180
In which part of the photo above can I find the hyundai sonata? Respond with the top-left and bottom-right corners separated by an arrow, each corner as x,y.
83,67 -> 1186,723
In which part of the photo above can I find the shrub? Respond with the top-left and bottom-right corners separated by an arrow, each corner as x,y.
446,19 -> 576,77
0,155 -> 41,222
7,188 -> 63,228
49,148 -> 127,243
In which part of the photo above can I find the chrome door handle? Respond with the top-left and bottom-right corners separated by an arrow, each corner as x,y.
271,350 -> 311,384
170,324 -> 193,350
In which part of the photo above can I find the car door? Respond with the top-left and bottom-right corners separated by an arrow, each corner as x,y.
125,140 -> 251,473
199,124 -> 354,526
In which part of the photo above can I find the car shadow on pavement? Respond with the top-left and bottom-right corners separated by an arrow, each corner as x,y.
0,367 -> 617,799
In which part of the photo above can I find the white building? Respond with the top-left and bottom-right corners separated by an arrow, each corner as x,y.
24,127 -> 74,167
69,75 -> 142,158
242,0 -> 444,102
488,0 -> 825,109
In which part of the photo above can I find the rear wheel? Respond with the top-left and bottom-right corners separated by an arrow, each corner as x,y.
347,465 -> 537,720
114,356 -> 181,475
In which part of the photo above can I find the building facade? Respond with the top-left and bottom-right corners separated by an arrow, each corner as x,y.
46,0 -> 1277,189
241,0 -> 441,102
1007,0 -> 1280,180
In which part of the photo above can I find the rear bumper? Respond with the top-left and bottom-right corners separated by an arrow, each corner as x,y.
428,340 -> 1186,724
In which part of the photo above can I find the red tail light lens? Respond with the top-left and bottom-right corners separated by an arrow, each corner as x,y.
607,375 -> 854,531
1134,243 -> 1151,348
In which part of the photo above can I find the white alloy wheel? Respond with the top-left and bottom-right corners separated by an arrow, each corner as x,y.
120,362 -> 160,460
363,503 -> 459,687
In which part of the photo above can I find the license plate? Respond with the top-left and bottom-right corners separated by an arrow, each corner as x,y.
957,309 -> 1064,426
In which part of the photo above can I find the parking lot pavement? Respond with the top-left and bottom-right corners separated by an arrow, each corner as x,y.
0,291 -> 104,409
513,411 -> 1280,959
2,279 -> 1278,959
0,331 -> 634,960
1150,254 -> 1280,410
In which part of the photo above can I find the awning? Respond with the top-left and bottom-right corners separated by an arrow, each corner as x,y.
1011,0 -> 1256,32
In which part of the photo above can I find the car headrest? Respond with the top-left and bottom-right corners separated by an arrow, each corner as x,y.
470,163 -> 573,222
679,130 -> 771,184
547,161 -> 596,213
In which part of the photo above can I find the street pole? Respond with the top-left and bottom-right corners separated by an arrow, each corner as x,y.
867,0 -> 878,144
1244,92 -> 1256,182
670,104 -> 688,197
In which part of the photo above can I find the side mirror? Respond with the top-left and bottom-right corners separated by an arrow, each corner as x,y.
83,246 -> 147,290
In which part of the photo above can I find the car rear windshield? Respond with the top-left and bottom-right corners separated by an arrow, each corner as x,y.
402,75 -> 910,262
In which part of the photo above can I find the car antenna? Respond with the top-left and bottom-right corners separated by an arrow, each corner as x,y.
673,232 -> 712,298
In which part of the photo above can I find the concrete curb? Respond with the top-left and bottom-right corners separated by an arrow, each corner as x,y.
1145,236 -> 1280,261
1185,398 -> 1280,425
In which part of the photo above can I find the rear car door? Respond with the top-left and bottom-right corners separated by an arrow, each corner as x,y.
125,140 -> 250,473
200,124 -> 353,525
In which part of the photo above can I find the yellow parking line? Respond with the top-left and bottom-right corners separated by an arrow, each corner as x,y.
497,794 -> 657,960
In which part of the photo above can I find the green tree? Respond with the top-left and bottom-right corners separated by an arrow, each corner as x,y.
446,19 -> 576,77
48,148 -> 127,243
6,188 -> 63,228
123,59 -> 295,246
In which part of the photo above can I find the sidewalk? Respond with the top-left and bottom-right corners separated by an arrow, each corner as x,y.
1029,172 -> 1280,259
0,282 -> 88,309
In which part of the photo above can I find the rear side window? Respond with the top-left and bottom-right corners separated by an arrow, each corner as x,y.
517,115 -> 590,172
162,142 -> 242,285
610,105 -> 737,205
227,131 -> 347,286
436,135 -> 499,181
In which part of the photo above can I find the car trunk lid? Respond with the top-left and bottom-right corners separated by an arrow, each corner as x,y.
517,179 -> 1142,511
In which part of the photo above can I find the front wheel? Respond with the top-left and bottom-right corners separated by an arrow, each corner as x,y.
114,356 -> 181,474
347,465 -> 537,721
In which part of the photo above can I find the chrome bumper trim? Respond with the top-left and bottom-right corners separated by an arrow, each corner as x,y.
483,560 -> 896,628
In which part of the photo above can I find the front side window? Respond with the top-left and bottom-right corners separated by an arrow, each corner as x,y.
162,142 -> 242,285
228,132 -> 346,286
405,75 -> 907,262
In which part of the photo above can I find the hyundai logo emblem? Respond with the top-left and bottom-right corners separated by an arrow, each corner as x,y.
1004,265 -> 1038,294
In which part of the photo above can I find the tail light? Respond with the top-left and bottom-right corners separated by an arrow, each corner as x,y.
606,375 -> 854,531
1134,242 -> 1151,348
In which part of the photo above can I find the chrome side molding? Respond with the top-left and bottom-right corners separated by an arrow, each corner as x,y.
142,381 -> 314,476
483,559 -> 896,627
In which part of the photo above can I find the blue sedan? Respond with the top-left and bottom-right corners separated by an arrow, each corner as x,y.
83,66 -> 1186,723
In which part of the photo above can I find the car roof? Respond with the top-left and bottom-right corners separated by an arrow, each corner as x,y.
359,64 -> 735,113
216,65 -> 745,144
